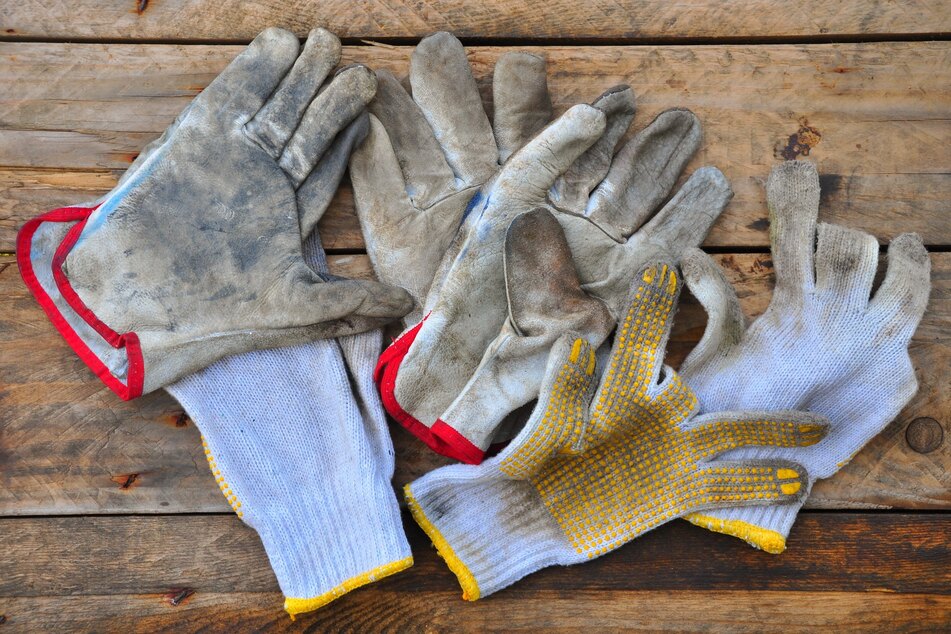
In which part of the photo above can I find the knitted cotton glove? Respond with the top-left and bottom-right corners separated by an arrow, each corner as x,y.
17,27 -> 411,399
405,261 -> 828,599
679,160 -> 931,554
166,230 -> 412,618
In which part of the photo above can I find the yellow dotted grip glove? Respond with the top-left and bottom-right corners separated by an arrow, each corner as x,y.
405,262 -> 829,600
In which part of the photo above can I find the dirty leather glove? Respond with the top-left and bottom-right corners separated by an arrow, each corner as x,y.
380,103 -> 734,463
677,160 -> 931,553
405,260 -> 828,599
167,231 -> 413,618
369,86 -> 632,454
350,32 -> 562,323
17,27 -> 412,399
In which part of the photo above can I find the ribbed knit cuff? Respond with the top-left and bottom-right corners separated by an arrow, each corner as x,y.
405,464 -> 574,600
256,477 -> 413,617
684,496 -> 804,554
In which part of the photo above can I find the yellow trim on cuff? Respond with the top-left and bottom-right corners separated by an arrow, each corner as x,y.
283,555 -> 414,619
404,484 -> 481,601
684,512 -> 787,554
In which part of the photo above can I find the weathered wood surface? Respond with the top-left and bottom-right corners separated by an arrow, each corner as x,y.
2,0 -> 950,42
1,513 -> 948,632
3,252 -> 947,515
2,41 -> 950,252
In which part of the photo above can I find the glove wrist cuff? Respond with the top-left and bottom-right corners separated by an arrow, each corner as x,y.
18,207 -> 146,399
683,498 -> 803,554
405,468 -> 573,600
254,473 -> 412,616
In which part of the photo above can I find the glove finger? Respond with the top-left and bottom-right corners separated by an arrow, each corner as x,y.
199,27 -> 300,121
766,160 -> 820,307
692,459 -> 810,508
814,222 -> 879,311
244,28 -> 342,157
595,261 -> 680,416
679,247 -> 746,376
279,64 -> 377,187
553,85 -> 636,212
350,113 -> 417,231
492,52 -> 552,163
587,109 -> 702,241
495,104 -> 606,197
298,113 -> 370,239
868,232 -> 931,339
499,335 -> 598,479
411,32 -> 497,186
369,70 -> 457,209
638,166 -> 733,251
683,410 -> 829,451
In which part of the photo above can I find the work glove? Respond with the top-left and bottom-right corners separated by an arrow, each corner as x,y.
167,231 -> 412,618
378,100 -> 733,463
678,160 -> 931,553
351,31 -> 580,323
405,251 -> 828,600
17,27 -> 412,399
360,32 -> 642,457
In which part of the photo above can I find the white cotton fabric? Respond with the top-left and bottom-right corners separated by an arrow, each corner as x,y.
678,161 -> 930,548
166,235 -> 411,608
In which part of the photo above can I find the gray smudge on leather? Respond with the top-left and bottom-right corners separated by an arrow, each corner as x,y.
45,27 -> 412,394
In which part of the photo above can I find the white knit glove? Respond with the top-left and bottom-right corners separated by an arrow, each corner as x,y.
167,234 -> 412,617
405,260 -> 826,600
678,160 -> 931,553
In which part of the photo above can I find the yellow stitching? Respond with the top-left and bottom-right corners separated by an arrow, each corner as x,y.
201,437 -> 243,518
283,556 -> 414,618
684,513 -> 787,554
404,485 -> 480,601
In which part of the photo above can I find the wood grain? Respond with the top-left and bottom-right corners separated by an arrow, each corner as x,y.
4,591 -> 949,633
0,513 -> 948,632
2,41 -> 949,251
2,0 -> 949,41
2,253 -> 947,515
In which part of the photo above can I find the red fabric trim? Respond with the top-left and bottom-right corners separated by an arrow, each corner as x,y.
17,206 -> 144,400
431,420 -> 486,465
375,314 -> 475,460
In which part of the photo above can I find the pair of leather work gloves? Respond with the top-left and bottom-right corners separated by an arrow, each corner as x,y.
18,28 -> 930,612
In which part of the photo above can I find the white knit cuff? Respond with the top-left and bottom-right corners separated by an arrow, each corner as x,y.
405,464 -> 574,600
685,496 -> 805,554
255,475 -> 413,617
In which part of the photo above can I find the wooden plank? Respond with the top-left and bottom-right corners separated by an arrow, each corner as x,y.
4,591 -> 949,633
0,514 -> 948,632
1,41 -> 949,251
2,0 -> 949,41
1,253 -> 947,515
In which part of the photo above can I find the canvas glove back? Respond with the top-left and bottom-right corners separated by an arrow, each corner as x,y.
405,256 -> 829,599
18,27 -> 412,399
678,160 -> 931,553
